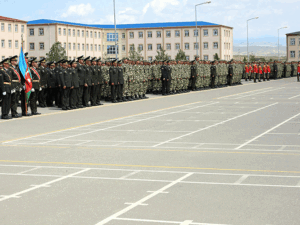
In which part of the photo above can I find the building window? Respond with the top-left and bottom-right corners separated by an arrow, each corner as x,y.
148,56 -> 153,61
68,43 -> 71,50
98,32 -> 101,39
8,24 -> 11,32
94,32 -> 97,38
1,23 -> 4,31
73,29 -> 75,37
30,43 -> 35,50
148,44 -> 153,51
184,30 -> 189,37
204,55 -> 209,60
90,31 -> 92,38
15,40 -> 18,48
107,45 -> 119,54
129,32 -> 134,39
186,56 -> 190,61
166,31 -> 171,37
107,33 -> 118,42
166,43 -> 171,50
39,28 -> 44,36
213,29 -> 218,36
15,24 -> 18,32
213,42 -> 218,49
39,42 -> 44,50
194,43 -> 199,50
78,44 -> 80,51
82,44 -> 84,51
139,31 -> 143,38
91,45 -> 93,51
77,30 -> 80,37
204,42 -> 208,49
138,44 -> 143,51
63,42 -> 66,49
73,43 -> 75,50
98,45 -> 101,51
175,43 -> 180,50
290,51 -> 295,58
8,40 -> 12,48
157,44 -> 161,50
148,31 -> 152,38
87,44 -> 89,51
290,38 -> 295,46
67,29 -> 70,36
63,28 -> 66,36
122,45 -> 125,52
58,28 -> 61,35
130,44 -> 134,51
175,30 -> 180,37
185,43 -> 189,50
194,30 -> 198,37
1,40 -> 4,48
29,28 -> 34,36
157,31 -> 161,38
94,44 -> 97,51
86,31 -> 89,37
203,29 -> 208,36
82,30 -> 84,37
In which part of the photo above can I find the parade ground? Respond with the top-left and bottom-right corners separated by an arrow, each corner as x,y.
1,77 -> 300,225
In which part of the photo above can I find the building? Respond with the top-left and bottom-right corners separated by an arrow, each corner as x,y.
286,31 -> 300,62
27,19 -> 233,61
0,16 -> 27,61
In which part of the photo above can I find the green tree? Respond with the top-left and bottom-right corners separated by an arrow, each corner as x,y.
260,58 -> 266,62
46,42 -> 67,62
128,44 -> 143,61
175,49 -> 187,61
249,55 -> 256,62
155,48 -> 169,61
214,53 -> 220,60
243,57 -> 247,63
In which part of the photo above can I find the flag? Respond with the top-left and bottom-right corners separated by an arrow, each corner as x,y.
19,47 -> 32,103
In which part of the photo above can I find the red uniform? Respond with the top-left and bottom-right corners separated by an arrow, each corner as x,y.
263,65 -> 267,73
267,65 -> 271,73
245,65 -> 249,73
249,65 -> 253,73
259,66 -> 263,74
298,66 -> 300,73
254,64 -> 258,73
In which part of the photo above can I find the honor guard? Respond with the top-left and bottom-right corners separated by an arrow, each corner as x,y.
38,58 -> 48,108
29,58 -> 41,115
9,55 -> 22,118
0,58 -> 12,119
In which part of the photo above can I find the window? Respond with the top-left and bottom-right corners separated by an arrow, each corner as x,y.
148,44 -> 153,51
175,43 -> 180,50
78,44 -> 80,51
184,30 -> 189,37
98,32 -> 101,39
15,40 -> 18,48
30,43 -> 35,50
148,57 -> 153,61
29,28 -> 34,36
98,45 -> 101,51
122,33 -> 125,39
87,44 -> 89,51
166,31 -> 171,37
58,28 -> 61,35
68,43 -> 71,50
185,43 -> 189,50
290,51 -> 295,58
107,45 -> 119,54
1,40 -> 4,48
39,28 -> 44,36
82,44 -> 84,51
213,29 -> 218,36
122,45 -> 125,52
8,40 -> 11,48
204,55 -> 209,60
290,38 -> 295,46
8,24 -> 11,32
139,32 -> 143,38
1,23 -> 4,31
90,31 -> 92,38
175,30 -> 180,37
186,56 -> 190,61
15,24 -> 18,32
148,31 -> 152,38
130,44 -> 134,51
63,28 -> 66,36
129,32 -> 134,39
213,42 -> 218,49
166,43 -> 171,50
95,44 -> 97,51
90,44 -> 93,51
194,43 -> 199,50
194,30 -> 198,37
138,44 -> 143,51
73,29 -> 75,37
77,30 -> 80,37
157,44 -> 161,50
107,33 -> 119,42
73,43 -> 75,50
67,29 -> 70,36
86,31 -> 89,37
203,29 -> 208,36
204,42 -> 208,49
63,42 -> 66,49
94,32 -> 97,38
82,30 -> 84,37
39,42 -> 44,50
157,31 -> 161,38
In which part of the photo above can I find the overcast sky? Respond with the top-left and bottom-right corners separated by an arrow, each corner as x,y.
3,0 -> 299,43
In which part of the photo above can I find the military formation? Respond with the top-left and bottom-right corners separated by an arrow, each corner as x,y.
1,53 -> 300,120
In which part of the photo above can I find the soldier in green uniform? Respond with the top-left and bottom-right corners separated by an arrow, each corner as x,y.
83,57 -> 92,107
9,56 -> 22,118
60,60 -> 72,110
90,57 -> 98,106
109,59 -> 119,103
76,56 -> 85,108
38,58 -> 48,108
46,61 -> 56,107
0,58 -> 12,119
96,58 -> 104,105
117,60 -> 124,102
29,58 -> 41,115
70,60 -> 79,109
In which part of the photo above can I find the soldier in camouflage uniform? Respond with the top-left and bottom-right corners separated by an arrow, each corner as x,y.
102,61 -> 110,101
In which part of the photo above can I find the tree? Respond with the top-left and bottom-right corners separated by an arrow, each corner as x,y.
46,42 -> 67,62
249,55 -> 255,62
175,49 -> 187,61
243,57 -> 247,63
260,58 -> 266,62
155,48 -> 169,61
128,44 -> 143,61
214,53 -> 220,60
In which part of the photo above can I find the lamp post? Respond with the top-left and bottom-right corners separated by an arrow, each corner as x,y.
113,0 -> 118,60
195,1 -> 211,58
247,17 -> 259,62
278,26 -> 287,61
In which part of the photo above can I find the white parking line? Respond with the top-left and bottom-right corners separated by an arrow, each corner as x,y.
115,218 -> 228,225
18,167 -> 39,174
120,171 -> 140,179
234,175 -> 249,184
289,94 -> 300,100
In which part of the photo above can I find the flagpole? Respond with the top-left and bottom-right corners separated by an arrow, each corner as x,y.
21,34 -> 27,115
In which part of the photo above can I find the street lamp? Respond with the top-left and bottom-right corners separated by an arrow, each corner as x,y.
113,0 -> 118,60
278,26 -> 287,61
247,17 -> 259,62
195,1 -> 211,58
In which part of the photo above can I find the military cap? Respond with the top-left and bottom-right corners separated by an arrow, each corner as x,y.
84,56 -> 90,61
91,57 -> 96,62
0,58 -> 10,64
47,61 -> 55,66
77,55 -> 84,60
39,58 -> 46,63
10,55 -> 18,62
56,59 -> 64,64
24,52 -> 29,58
70,60 -> 77,65
112,59 -> 118,63
30,57 -> 38,63
62,60 -> 69,65
117,60 -> 122,64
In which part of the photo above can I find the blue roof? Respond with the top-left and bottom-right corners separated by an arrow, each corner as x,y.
27,19 -> 221,29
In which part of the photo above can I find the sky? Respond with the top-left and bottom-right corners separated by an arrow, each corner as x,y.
2,0 -> 300,45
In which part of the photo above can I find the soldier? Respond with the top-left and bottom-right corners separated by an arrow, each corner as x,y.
96,58 -> 103,105
83,57 -> 92,107
263,63 -> 267,81
249,63 -> 253,81
244,63 -> 249,81
258,63 -> 263,82
117,60 -> 124,102
60,60 -> 72,110
228,60 -> 234,86
297,62 -> 300,82
76,56 -> 85,108
273,61 -> 278,80
0,58 -> 12,119
70,60 -> 79,109
267,63 -> 271,81
90,57 -> 98,106
190,60 -> 197,91
291,62 -> 295,77
9,56 -> 22,118
46,61 -> 56,107
253,62 -> 258,83
210,61 -> 217,88
161,60 -> 168,95
38,58 -> 48,108
109,59 -> 119,103
29,58 -> 41,115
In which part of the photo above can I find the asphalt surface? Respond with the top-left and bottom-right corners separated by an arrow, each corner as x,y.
1,77 -> 300,225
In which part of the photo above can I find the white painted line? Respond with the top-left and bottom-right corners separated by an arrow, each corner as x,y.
147,191 -> 169,194
289,94 -> 300,100
153,103 -> 278,148
120,171 -> 140,179
95,173 -> 194,225
217,87 -> 273,99
0,168 -> 90,202
30,184 -> 51,188
235,87 -> 285,99
108,130 -> 193,133
75,140 -> 93,146
235,112 -> 300,150
180,221 -> 193,225
125,203 -> 148,206
297,180 -> 300,187
18,167 -> 39,174
278,146 -> 286,151
0,195 -> 21,198
234,175 -> 249,184
268,133 -> 299,135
